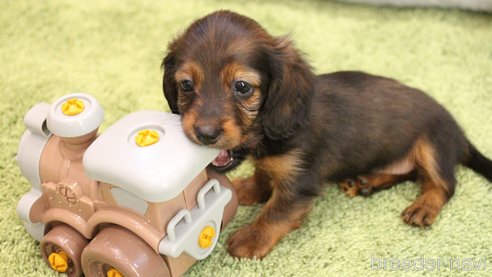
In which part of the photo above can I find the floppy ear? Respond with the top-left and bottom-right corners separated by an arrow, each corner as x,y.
162,46 -> 180,114
262,37 -> 315,140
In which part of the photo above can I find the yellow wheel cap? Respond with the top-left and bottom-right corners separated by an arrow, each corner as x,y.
135,129 -> 160,147
107,268 -> 123,277
61,98 -> 85,116
198,225 -> 215,248
48,251 -> 69,273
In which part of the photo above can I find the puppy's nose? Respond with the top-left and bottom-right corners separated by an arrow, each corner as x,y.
194,125 -> 223,144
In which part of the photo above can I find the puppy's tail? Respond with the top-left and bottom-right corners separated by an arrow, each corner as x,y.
462,142 -> 492,182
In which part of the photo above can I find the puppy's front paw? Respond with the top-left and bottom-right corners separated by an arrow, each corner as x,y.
227,224 -> 274,259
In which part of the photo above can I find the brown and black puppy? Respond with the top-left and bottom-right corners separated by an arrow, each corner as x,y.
162,10 -> 492,259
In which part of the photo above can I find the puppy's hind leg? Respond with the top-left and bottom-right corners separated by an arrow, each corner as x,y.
340,152 -> 417,197
401,137 -> 456,227
340,172 -> 416,197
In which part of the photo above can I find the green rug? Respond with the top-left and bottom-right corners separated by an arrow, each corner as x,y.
1,1 -> 491,276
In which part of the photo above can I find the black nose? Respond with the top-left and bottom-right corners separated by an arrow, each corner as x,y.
194,125 -> 222,144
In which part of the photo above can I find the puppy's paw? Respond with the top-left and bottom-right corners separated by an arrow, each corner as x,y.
401,199 -> 440,227
339,179 -> 360,197
227,224 -> 274,259
339,177 -> 372,197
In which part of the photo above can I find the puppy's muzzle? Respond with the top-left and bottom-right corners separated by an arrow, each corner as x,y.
194,124 -> 223,145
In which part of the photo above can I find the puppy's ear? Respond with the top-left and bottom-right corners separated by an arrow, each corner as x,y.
162,45 -> 180,114
263,37 -> 314,140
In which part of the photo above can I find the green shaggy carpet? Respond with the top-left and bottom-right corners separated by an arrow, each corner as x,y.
1,0 -> 491,276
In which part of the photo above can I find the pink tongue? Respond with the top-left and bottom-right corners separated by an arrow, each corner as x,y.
213,150 -> 231,167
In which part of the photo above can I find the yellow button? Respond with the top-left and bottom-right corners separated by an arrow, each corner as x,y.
48,251 -> 69,273
198,225 -> 215,249
135,129 -> 160,147
62,98 -> 85,116
107,268 -> 123,277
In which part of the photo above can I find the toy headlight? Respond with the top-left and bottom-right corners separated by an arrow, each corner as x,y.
47,93 -> 104,138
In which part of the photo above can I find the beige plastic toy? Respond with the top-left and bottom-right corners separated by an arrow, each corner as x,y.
16,93 -> 238,277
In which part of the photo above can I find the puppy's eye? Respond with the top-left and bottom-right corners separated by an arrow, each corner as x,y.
233,81 -> 253,97
180,80 -> 194,92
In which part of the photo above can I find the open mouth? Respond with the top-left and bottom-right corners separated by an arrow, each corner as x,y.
209,148 -> 248,172
212,150 -> 233,168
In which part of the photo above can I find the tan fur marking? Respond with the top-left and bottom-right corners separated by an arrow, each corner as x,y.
239,90 -> 262,126
421,180 -> 447,208
413,137 -> 448,193
396,136 -> 451,226
340,172 -> 416,197
217,62 -> 262,143
235,70 -> 261,87
175,61 -> 204,93
181,109 -> 198,143
257,200 -> 311,238
258,150 -> 304,185
402,178 -> 448,226
227,194 -> 312,259
220,62 -> 261,86
378,136 -> 446,192
221,118 -> 243,148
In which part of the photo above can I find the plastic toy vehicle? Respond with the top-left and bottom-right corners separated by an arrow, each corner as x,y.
16,93 -> 238,277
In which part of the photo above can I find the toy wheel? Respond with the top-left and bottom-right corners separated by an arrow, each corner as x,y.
40,224 -> 88,277
81,225 -> 170,277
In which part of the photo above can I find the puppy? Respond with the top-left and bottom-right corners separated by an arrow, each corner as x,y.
162,10 -> 492,259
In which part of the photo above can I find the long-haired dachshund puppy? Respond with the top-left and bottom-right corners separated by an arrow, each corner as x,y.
162,10 -> 492,259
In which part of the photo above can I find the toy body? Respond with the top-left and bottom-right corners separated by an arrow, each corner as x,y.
16,93 -> 238,277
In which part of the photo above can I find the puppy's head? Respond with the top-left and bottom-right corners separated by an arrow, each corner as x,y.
162,10 -> 314,171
